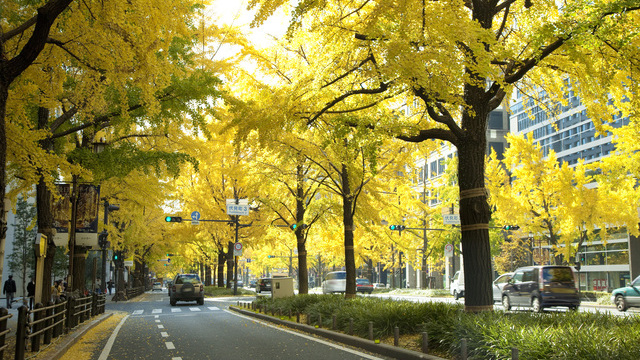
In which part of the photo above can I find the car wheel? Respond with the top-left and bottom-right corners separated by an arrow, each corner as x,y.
568,305 -> 579,311
197,298 -> 204,306
170,299 -> 176,306
532,297 -> 543,313
615,295 -> 628,312
502,295 -> 511,311
453,290 -> 460,300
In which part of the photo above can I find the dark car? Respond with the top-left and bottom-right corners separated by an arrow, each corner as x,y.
170,273 -> 204,306
258,278 -> 272,293
356,278 -> 374,294
502,266 -> 580,312
612,275 -> 640,311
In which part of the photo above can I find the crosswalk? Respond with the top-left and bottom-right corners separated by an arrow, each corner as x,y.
132,307 -> 220,315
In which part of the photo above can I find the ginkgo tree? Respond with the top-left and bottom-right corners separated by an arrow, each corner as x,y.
486,134 -> 639,267
247,0 -> 640,311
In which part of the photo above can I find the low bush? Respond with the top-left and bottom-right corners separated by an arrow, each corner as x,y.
253,295 -> 638,359
204,286 -> 255,297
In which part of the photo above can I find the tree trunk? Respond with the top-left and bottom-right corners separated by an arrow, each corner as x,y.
0,86 -> 7,286
72,247 -> 87,291
341,164 -> 356,299
204,263 -> 212,286
457,111 -> 493,312
217,247 -> 225,287
226,241 -> 234,288
295,164 -> 309,294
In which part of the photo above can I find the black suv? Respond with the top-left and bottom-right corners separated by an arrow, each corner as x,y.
502,265 -> 580,312
170,274 -> 204,306
257,278 -> 272,293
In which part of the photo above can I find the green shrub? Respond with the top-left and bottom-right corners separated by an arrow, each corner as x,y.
251,294 -> 640,359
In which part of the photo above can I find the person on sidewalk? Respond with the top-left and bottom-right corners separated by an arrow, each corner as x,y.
27,277 -> 35,310
3,275 -> 17,309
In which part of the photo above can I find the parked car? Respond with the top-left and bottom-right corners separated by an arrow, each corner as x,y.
257,278 -> 272,293
356,278 -> 374,294
492,272 -> 513,303
322,271 -> 347,294
373,283 -> 386,289
450,270 -> 464,300
612,275 -> 640,311
502,266 -> 580,312
170,273 -> 204,306
249,279 -> 257,288
152,282 -> 162,291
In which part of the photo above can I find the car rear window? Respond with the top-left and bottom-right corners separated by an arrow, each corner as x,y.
356,279 -> 370,285
175,275 -> 201,284
327,272 -> 346,280
542,267 -> 574,283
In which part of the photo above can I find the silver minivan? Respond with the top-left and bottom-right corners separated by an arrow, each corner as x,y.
322,271 -> 346,294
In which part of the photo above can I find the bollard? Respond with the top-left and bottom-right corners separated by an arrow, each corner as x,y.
369,321 -> 374,340
318,314 -> 322,328
0,307 -> 6,359
306,314 -> 311,325
422,332 -> 429,353
512,347 -> 519,360
15,306 -> 28,360
67,297 -> 75,330
461,338 -> 468,360
92,293 -> 98,317
332,315 -> 337,330
394,326 -> 399,346
44,301 -> 54,345
296,312 -> 300,323
32,303 -> 44,352
289,309 -> 292,318
349,318 -> 354,336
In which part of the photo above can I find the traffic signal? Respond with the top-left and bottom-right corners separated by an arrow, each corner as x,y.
575,261 -> 581,271
580,254 -> 585,262
113,251 -> 120,261
389,225 -> 406,231
502,225 -> 520,230
267,255 -> 274,258
290,224 -> 308,230
165,216 -> 182,223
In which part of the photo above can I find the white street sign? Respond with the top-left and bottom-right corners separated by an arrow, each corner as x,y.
233,242 -> 243,256
226,200 -> 249,216
443,214 -> 460,225
444,243 -> 454,257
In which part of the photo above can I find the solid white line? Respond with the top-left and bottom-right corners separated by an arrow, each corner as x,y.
226,310 -> 383,360
165,341 -> 175,349
98,315 -> 129,360
161,332 -> 169,337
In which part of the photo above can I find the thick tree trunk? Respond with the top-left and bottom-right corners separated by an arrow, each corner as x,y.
217,247 -> 225,287
295,164 -> 309,294
72,247 -> 87,291
0,87 -> 7,285
457,112 -> 493,312
341,164 -> 356,299
204,263 -> 212,286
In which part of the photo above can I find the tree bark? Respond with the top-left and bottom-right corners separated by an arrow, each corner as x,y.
295,164 -> 309,294
217,247 -> 225,287
341,163 -> 356,298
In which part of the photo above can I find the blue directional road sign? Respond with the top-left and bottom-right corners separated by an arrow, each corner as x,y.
191,211 -> 201,225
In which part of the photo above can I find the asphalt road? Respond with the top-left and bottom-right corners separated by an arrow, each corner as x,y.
91,289 -> 389,360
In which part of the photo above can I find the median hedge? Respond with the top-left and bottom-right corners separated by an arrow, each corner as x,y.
254,295 -> 638,360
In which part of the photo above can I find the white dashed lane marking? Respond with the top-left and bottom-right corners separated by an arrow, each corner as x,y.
161,332 -> 169,337
165,342 -> 175,350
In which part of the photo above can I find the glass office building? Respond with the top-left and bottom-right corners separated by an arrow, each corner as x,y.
511,83 -> 634,292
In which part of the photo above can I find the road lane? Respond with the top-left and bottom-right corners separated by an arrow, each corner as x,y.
96,292 -> 389,360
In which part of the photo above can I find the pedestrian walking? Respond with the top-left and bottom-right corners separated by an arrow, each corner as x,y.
27,277 -> 35,310
51,280 -> 60,302
3,275 -> 17,309
107,280 -> 113,295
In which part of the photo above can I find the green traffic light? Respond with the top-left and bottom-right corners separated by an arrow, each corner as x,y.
165,216 -> 172,222
389,225 -> 396,230
291,224 -> 297,230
